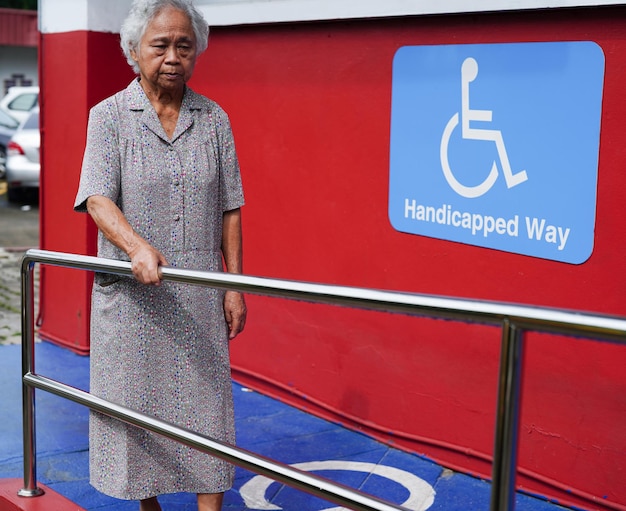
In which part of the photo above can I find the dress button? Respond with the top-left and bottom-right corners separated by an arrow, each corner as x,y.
174,215 -> 180,222
168,144 -> 175,151
173,180 -> 180,187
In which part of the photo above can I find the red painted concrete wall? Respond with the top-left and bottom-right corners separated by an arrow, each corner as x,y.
39,7 -> 626,510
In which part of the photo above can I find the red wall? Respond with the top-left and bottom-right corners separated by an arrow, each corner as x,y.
40,7 -> 626,510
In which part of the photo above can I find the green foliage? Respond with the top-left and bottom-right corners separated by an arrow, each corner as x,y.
0,0 -> 38,10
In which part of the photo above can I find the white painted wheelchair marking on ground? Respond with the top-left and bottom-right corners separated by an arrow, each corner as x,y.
239,460 -> 436,511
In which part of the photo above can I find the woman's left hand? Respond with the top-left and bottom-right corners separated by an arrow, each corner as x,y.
224,290 -> 247,340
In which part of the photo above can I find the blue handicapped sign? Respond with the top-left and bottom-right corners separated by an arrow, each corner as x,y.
388,42 -> 605,264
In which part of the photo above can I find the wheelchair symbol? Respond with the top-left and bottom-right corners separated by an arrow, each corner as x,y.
240,460 -> 435,511
440,57 -> 528,198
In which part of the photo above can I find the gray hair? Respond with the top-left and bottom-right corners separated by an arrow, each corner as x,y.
120,0 -> 209,73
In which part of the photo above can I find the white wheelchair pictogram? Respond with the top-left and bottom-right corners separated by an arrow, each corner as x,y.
440,57 -> 528,198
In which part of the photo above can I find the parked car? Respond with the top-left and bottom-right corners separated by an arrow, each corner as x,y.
0,108 -> 19,179
6,107 -> 40,203
0,86 -> 39,124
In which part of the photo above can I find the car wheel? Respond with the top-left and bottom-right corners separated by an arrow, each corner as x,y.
7,186 -> 24,203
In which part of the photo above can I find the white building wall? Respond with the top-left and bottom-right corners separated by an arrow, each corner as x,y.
0,46 -> 38,96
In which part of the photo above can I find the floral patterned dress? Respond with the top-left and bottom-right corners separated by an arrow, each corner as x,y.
74,78 -> 244,500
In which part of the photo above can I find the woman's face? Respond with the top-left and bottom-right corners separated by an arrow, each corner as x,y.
132,6 -> 197,94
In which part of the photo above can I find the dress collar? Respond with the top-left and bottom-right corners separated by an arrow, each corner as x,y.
125,78 -> 203,143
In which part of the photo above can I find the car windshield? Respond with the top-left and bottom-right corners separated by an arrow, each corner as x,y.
0,109 -> 18,129
9,92 -> 38,112
23,111 -> 39,130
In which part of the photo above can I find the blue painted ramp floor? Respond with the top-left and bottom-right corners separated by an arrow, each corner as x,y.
0,342 -> 569,511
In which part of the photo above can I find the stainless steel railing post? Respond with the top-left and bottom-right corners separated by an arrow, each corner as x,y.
491,319 -> 524,511
18,257 -> 44,497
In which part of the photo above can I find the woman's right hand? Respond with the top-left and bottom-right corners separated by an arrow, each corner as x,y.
128,241 -> 168,285
86,195 -> 168,285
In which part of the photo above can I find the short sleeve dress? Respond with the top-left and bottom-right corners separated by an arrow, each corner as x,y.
74,78 -> 244,500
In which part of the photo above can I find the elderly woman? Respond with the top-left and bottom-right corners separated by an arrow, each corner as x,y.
73,0 -> 246,510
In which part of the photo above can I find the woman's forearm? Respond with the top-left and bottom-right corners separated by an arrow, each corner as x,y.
222,208 -> 243,274
86,194 -> 167,284
86,195 -> 143,256
221,208 -> 246,338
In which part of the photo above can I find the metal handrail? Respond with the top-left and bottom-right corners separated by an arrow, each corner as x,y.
20,249 -> 626,511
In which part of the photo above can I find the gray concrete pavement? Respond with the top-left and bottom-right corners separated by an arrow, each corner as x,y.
0,248 -> 30,345
0,182 -> 39,345
0,181 -> 39,249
